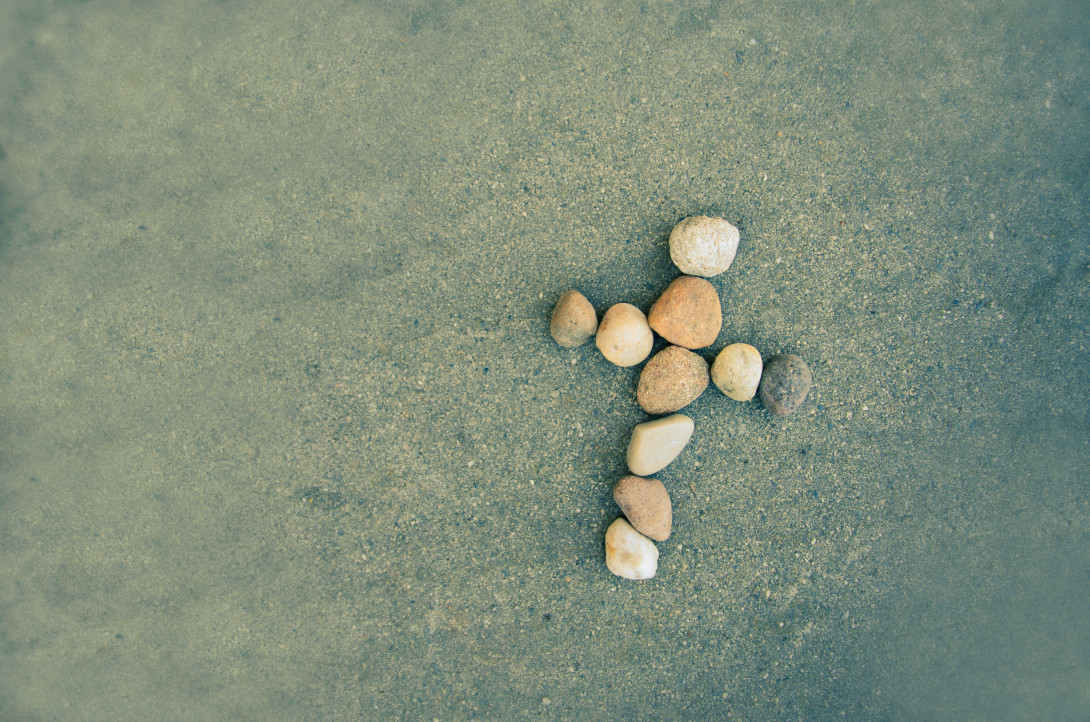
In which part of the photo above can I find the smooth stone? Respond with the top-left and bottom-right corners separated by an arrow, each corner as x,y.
758,353 -> 812,416
637,345 -> 709,414
595,303 -> 654,367
613,475 -> 672,541
550,290 -> 598,348
647,275 -> 723,350
627,413 -> 694,476
669,215 -> 740,277
711,343 -> 763,401
604,517 -> 659,580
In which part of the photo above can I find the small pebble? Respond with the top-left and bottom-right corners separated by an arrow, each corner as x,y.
710,343 -> 763,401
647,275 -> 723,349
669,216 -> 740,277
758,353 -> 812,416
637,345 -> 709,414
595,303 -> 654,367
627,413 -> 694,476
613,475 -> 672,541
604,517 -> 659,580
550,290 -> 598,348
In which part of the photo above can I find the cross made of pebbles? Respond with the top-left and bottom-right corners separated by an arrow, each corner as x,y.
549,215 -> 813,581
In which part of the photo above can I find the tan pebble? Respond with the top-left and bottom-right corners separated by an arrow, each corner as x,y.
627,413 -> 694,476
604,517 -> 659,580
647,276 -> 722,349
613,475 -> 672,541
669,216 -> 740,277
595,303 -> 653,367
550,290 -> 598,347
637,345 -> 709,414
711,343 -> 763,401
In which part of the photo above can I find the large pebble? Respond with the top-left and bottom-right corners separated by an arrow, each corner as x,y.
613,475 -> 672,541
758,353 -> 812,416
604,517 -> 659,580
627,413 -> 694,476
711,343 -> 763,401
637,345 -> 709,414
595,303 -> 654,367
550,290 -> 598,348
669,216 -> 740,277
647,275 -> 723,349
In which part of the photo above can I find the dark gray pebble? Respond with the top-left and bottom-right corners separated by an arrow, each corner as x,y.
759,354 -> 812,416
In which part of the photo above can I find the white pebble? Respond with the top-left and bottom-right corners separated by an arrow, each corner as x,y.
710,343 -> 763,401
626,413 -> 694,476
595,303 -> 654,367
604,517 -> 659,580
669,216 -> 740,277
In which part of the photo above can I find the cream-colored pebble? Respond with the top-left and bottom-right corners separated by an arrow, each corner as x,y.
626,413 -> 695,476
604,517 -> 659,580
669,216 -> 740,277
595,303 -> 653,367
711,343 -> 763,401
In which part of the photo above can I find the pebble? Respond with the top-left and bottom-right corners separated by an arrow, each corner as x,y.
647,275 -> 723,349
627,413 -> 694,476
636,345 -> 709,414
710,343 -> 763,401
758,353 -> 812,416
669,215 -> 740,277
612,475 -> 672,541
550,290 -> 598,347
595,303 -> 654,367
604,517 -> 659,580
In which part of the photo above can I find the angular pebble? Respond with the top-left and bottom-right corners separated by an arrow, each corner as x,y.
637,345 -> 709,414
627,413 -> 695,476
647,275 -> 723,349
711,343 -> 763,401
604,517 -> 659,580
669,216 -> 740,277
758,353 -> 812,416
595,303 -> 654,367
550,290 -> 598,348
613,475 -> 672,541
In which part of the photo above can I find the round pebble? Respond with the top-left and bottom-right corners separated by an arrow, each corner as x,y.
710,343 -> 763,401
604,517 -> 659,580
647,275 -> 723,349
627,413 -> 695,476
612,475 -> 672,541
595,303 -> 654,367
758,353 -> 812,416
637,345 -> 709,414
669,216 -> 740,277
550,290 -> 598,348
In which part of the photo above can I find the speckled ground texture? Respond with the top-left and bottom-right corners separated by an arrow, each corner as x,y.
1,1 -> 1087,720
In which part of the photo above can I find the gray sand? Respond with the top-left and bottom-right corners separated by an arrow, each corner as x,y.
1,1 -> 1087,719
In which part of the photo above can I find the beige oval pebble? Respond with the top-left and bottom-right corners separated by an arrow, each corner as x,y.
669,216 -> 740,277
711,343 -> 763,401
637,345 -> 709,414
550,290 -> 598,348
595,303 -> 653,367
613,475 -> 672,541
604,517 -> 659,580
647,275 -> 723,349
627,413 -> 694,476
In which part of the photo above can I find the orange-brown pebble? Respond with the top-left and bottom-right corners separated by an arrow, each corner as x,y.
612,475 -> 672,541
647,276 -> 722,350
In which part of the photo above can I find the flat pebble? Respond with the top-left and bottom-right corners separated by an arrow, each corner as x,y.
604,517 -> 659,580
711,343 -> 763,401
550,290 -> 597,347
758,353 -> 812,416
669,216 -> 740,277
613,475 -> 672,541
647,275 -> 722,349
637,345 -> 709,414
627,413 -> 694,476
595,303 -> 654,367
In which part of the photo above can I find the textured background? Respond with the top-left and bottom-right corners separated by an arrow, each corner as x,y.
1,1 -> 1087,719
